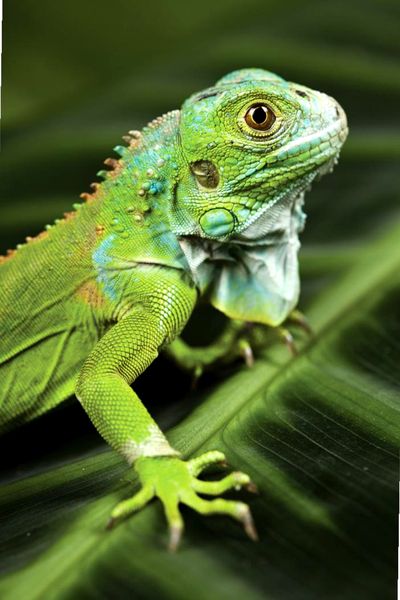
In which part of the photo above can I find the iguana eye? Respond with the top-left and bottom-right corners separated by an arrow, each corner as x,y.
244,104 -> 276,131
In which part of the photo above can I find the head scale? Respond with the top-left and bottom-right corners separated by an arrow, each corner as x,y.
171,68 -> 348,325
171,68 -> 347,239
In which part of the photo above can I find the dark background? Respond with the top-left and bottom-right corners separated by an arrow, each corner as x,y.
2,0 -> 400,252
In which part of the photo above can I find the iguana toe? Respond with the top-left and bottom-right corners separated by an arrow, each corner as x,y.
107,452 -> 257,550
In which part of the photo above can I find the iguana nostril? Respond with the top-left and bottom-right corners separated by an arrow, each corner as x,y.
190,160 -> 219,189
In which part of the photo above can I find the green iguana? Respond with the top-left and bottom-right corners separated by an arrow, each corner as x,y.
0,68 -> 348,550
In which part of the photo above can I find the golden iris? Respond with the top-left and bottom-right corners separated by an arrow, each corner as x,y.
244,104 -> 276,131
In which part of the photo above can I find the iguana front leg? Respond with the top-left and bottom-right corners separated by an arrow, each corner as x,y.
75,279 -> 256,550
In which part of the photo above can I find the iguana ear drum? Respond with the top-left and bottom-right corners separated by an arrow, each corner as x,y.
190,160 -> 219,189
199,208 -> 235,237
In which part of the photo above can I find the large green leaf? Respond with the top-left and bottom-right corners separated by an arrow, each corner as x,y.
1,0 -> 400,598
1,222 -> 400,599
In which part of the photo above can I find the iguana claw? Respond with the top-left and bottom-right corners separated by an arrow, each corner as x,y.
238,339 -> 255,368
105,517 -> 116,530
168,523 -> 184,552
108,451 -> 257,551
287,309 -> 314,336
238,503 -> 259,541
276,327 -> 298,355
245,481 -> 259,494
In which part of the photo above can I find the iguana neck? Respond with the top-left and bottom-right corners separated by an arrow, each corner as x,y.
177,192 -> 306,326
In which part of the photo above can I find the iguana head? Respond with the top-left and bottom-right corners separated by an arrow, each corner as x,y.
172,67 -> 347,239
169,68 -> 348,326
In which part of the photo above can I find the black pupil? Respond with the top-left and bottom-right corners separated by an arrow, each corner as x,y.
252,106 -> 267,124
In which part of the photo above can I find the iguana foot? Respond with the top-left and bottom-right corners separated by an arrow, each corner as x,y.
167,312 -> 313,379
166,320 -> 256,383
107,451 -> 258,551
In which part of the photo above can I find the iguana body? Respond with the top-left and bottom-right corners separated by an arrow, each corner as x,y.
0,69 -> 347,549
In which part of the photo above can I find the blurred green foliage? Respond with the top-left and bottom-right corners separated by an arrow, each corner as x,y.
1,1 -> 400,598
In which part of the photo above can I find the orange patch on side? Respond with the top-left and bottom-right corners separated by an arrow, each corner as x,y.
76,280 -> 106,309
